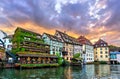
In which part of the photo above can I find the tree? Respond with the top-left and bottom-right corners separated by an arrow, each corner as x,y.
56,52 -> 63,65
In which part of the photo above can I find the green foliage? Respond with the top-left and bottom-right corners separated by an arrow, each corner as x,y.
62,59 -> 70,66
21,48 -> 25,52
99,61 -> 107,64
12,28 -> 45,54
56,52 -> 63,65
21,63 -> 59,67
109,45 -> 120,52
94,61 -> 107,64
73,53 -> 80,58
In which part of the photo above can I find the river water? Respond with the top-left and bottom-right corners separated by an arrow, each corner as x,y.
0,65 -> 120,79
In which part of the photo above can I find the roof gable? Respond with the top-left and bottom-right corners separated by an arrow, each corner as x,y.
94,39 -> 108,47
43,33 -> 62,42
77,36 -> 92,45
55,30 -> 81,45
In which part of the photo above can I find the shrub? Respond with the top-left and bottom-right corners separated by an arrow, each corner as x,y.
73,53 -> 80,58
99,61 -> 107,64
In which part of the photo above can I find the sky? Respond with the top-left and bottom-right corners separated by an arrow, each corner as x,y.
0,0 -> 120,46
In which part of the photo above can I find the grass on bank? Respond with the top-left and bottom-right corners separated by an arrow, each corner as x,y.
20,63 -> 59,67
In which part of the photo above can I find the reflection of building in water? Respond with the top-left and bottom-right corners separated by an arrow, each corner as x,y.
110,65 -> 120,71
64,66 -> 73,79
94,65 -> 110,77
86,65 -> 95,78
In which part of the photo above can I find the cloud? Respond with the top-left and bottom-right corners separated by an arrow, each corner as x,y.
0,0 -> 120,46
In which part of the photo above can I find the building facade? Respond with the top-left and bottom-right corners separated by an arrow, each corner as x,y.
55,30 -> 82,62
0,30 -> 7,47
94,39 -> 109,62
110,51 -> 120,64
12,27 -> 58,65
42,33 -> 63,56
77,36 -> 94,63
0,30 -> 7,61
3,35 -> 13,51
12,27 -> 50,54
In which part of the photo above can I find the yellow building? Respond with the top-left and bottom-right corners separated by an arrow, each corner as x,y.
94,39 -> 109,62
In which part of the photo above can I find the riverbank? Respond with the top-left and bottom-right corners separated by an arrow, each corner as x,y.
15,63 -> 59,69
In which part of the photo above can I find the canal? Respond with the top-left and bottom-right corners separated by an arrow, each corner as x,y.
0,65 -> 120,79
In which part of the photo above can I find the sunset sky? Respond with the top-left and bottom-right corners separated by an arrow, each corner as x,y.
0,0 -> 120,46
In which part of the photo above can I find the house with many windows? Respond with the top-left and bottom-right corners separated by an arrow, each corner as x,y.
12,27 -> 58,65
110,51 -> 120,64
94,39 -> 109,62
77,36 -> 94,64
55,30 -> 82,62
42,33 -> 63,56
3,35 -> 13,51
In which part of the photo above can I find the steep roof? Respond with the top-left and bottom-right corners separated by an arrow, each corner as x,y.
0,30 -> 7,36
3,35 -> 13,39
55,30 -> 81,45
94,39 -> 108,47
43,33 -> 63,42
15,27 -> 41,36
77,36 -> 92,46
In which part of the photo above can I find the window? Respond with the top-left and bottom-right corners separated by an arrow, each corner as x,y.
105,51 -> 107,54
105,47 -> 107,50
106,55 -> 108,58
43,37 -> 47,39
100,55 -> 102,58
67,57 -> 69,60
100,51 -> 103,54
87,58 -> 89,60
100,48 -> 102,50
53,52 -> 55,55
104,44 -> 106,46
96,52 -> 97,54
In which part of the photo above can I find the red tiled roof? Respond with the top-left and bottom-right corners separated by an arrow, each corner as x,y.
77,36 -> 92,46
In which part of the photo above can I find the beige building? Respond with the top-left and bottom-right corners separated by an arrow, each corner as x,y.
94,39 -> 109,62
55,30 -> 82,62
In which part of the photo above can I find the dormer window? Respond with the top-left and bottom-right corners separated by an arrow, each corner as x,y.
104,44 -> 106,46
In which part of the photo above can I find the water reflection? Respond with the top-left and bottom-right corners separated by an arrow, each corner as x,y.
0,65 -> 120,79
94,65 -> 110,77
